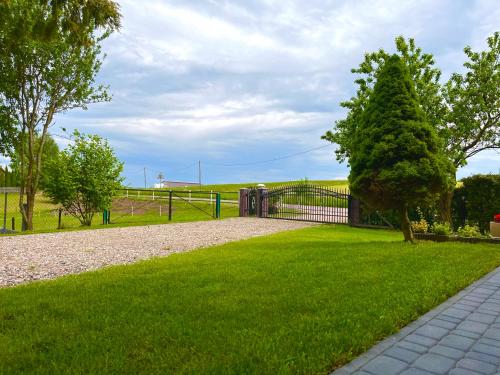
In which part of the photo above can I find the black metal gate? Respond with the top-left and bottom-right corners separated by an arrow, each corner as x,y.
259,184 -> 350,224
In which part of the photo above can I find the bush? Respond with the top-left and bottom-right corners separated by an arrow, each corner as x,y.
457,224 -> 482,238
431,222 -> 452,236
454,175 -> 500,233
44,131 -> 123,226
411,219 -> 429,233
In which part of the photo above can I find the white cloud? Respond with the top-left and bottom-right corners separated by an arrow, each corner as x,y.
54,0 -> 499,185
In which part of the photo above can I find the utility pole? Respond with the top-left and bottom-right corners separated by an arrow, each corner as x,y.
198,160 -> 202,188
143,167 -> 147,188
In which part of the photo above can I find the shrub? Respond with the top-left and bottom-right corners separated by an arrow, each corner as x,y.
457,224 -> 482,238
411,219 -> 429,233
454,174 -> 500,233
44,131 -> 123,226
431,222 -> 452,236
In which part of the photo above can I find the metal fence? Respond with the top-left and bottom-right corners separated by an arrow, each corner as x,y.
0,188 -> 64,233
239,185 -> 351,224
0,188 -> 239,235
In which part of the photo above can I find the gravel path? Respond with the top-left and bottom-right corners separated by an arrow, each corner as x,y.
0,218 -> 314,288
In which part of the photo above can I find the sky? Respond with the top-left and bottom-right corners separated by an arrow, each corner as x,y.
47,0 -> 499,186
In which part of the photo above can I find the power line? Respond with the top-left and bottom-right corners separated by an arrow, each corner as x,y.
203,144 -> 334,167
169,161 -> 199,173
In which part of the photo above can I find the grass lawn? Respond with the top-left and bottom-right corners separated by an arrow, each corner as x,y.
2,193 -> 239,235
1,225 -> 499,374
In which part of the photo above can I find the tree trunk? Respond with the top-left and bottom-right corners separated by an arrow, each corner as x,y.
401,205 -> 414,242
25,190 -> 35,230
438,189 -> 453,225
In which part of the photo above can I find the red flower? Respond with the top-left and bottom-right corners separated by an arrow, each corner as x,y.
495,214 -> 500,223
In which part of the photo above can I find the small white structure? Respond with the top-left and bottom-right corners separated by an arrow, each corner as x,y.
155,180 -> 199,188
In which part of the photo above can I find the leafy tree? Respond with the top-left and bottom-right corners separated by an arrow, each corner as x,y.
44,131 -> 123,226
349,55 -> 452,242
323,36 -> 445,163
324,33 -> 499,223
0,0 -> 120,230
444,32 -> 499,166
0,105 -> 16,156
437,32 -> 500,222
0,165 -> 16,187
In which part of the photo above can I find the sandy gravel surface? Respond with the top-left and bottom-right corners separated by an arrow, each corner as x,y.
0,218 -> 314,288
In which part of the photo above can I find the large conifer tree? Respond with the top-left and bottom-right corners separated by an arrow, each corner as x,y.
349,55 -> 453,241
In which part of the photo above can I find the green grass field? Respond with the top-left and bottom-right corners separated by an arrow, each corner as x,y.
1,193 -> 239,235
1,180 -> 347,235
1,225 -> 499,374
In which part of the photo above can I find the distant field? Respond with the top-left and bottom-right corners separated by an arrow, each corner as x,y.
126,180 -> 348,193
127,180 -> 349,201
177,180 -> 348,192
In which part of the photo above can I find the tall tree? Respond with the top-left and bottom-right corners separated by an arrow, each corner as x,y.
349,55 -> 452,242
0,0 -> 120,230
444,32 -> 499,165
324,33 -> 500,223
323,36 -> 445,163
438,32 -> 499,221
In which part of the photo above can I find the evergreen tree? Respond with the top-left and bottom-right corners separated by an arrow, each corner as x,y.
349,55 -> 453,241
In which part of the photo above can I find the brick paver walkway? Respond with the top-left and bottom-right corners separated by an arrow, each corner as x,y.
333,267 -> 500,375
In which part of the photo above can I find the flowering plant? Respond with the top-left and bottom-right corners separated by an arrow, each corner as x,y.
495,214 -> 500,223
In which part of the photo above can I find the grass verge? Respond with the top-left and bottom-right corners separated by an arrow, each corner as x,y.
1,225 -> 499,374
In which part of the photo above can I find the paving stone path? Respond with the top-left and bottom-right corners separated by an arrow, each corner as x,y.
333,267 -> 500,375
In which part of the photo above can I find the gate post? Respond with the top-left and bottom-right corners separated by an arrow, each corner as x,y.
215,193 -> 221,219
348,196 -> 361,226
239,188 -> 249,217
256,188 -> 268,218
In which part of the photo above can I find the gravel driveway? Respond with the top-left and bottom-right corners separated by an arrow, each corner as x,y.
0,217 -> 314,288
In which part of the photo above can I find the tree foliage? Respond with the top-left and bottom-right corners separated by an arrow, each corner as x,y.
8,134 -> 59,188
349,55 -> 452,241
443,32 -> 500,167
0,165 -> 16,187
44,131 -> 123,226
0,0 -> 120,229
324,33 -> 499,224
323,36 -> 444,163
452,174 -> 500,233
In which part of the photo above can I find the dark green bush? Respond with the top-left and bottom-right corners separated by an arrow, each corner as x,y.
453,174 -> 500,233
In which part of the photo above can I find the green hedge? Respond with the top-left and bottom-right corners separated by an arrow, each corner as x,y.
453,174 -> 500,233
